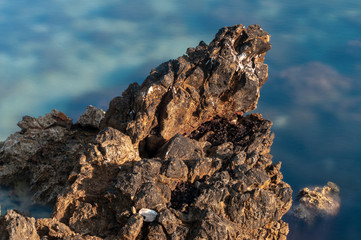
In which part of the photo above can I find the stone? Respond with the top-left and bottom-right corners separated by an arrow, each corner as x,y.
146,223 -> 167,240
292,182 -> 340,222
0,24 -> 293,240
0,109 -> 98,203
157,208 -> 181,234
157,134 -> 205,161
50,127 -> 140,236
77,105 -> 105,129
119,214 -> 144,240
101,24 -> 271,155
133,182 -> 170,211
36,218 -> 102,240
139,208 -> 158,222
0,210 -> 40,240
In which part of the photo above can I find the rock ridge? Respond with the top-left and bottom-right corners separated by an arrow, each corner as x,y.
0,24 -> 292,240
101,24 -> 271,156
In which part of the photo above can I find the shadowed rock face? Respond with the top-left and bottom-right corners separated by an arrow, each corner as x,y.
0,24 -> 292,239
101,24 -> 271,155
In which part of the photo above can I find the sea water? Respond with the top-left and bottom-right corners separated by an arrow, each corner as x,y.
0,1 -> 360,239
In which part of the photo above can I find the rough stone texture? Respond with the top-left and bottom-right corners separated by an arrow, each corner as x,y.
101,24 -> 271,155
35,218 -> 102,240
0,24 -> 293,239
0,210 -> 40,240
77,105 -> 105,129
50,127 -> 139,237
0,109 -> 99,204
292,182 -> 340,222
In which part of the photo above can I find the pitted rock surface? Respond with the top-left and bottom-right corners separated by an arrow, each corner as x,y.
101,24 -> 271,154
77,105 -> 105,129
0,24 -> 293,240
0,109 -> 100,204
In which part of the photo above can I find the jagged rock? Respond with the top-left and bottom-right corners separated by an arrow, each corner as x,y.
292,182 -> 340,222
36,218 -> 76,239
0,211 -> 103,240
101,24 -> 271,154
77,105 -> 105,129
119,214 -> 144,240
0,109 -> 99,204
50,127 -> 139,236
0,210 -> 40,240
0,24 -> 293,240
146,223 -> 167,240
36,218 -> 102,240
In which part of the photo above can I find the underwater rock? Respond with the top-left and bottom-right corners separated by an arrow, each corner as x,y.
0,24 -> 293,239
292,182 -> 340,222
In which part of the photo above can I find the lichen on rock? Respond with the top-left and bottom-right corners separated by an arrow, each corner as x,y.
0,24 -> 293,239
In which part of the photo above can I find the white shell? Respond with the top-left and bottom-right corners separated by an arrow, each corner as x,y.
139,208 -> 158,222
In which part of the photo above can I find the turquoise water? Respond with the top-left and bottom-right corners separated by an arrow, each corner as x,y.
0,1 -> 360,239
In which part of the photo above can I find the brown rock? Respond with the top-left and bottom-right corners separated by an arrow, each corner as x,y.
0,210 -> 40,240
50,127 -> 139,236
77,105 -> 105,129
293,181 -> 340,222
158,208 -> 181,235
101,24 -> 271,154
119,214 -> 143,240
36,218 -> 102,240
133,182 -> 170,211
146,223 -> 167,240
0,24 -> 293,240
0,109 -> 99,203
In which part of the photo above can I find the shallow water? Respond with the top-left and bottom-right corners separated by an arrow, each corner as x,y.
0,1 -> 360,238
0,182 -> 52,218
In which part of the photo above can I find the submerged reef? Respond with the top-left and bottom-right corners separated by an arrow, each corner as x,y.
0,24 -> 293,239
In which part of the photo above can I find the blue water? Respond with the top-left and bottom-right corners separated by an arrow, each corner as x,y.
0,1 -> 360,239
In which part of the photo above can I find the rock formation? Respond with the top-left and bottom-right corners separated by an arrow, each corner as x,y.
292,182 -> 340,222
101,24 -> 271,155
0,24 -> 292,239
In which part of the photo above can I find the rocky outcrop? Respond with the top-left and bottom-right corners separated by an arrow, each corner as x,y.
0,109 -> 100,204
292,182 -> 340,222
101,24 -> 271,155
77,105 -> 106,129
0,210 -> 39,240
0,24 -> 292,239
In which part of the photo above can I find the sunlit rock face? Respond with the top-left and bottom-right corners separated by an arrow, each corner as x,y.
0,25 -> 293,239
101,24 -> 271,155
